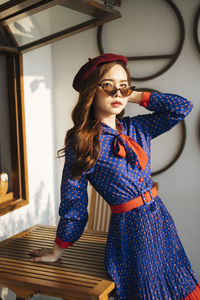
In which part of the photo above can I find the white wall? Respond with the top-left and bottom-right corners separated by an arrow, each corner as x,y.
51,0 -> 200,280
22,45 -> 57,227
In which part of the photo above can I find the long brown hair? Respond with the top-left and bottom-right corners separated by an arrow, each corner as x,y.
57,61 -> 131,179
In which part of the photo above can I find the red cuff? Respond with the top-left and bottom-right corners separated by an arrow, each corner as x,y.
55,236 -> 75,249
140,92 -> 151,108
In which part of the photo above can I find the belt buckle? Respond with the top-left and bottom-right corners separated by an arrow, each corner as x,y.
141,187 -> 154,205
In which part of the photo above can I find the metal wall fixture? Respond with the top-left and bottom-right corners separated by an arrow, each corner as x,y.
135,88 -> 186,176
97,0 -> 185,81
193,5 -> 200,54
103,0 -> 121,10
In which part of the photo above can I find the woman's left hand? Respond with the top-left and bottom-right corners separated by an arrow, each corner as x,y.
29,243 -> 65,262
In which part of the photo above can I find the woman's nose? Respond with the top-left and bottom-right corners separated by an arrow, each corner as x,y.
114,89 -> 122,97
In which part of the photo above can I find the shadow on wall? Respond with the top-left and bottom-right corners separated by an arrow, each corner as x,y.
30,78 -> 47,92
0,181 -> 55,242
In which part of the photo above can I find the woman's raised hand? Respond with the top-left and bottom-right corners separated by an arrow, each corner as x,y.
29,243 -> 65,262
128,91 -> 143,104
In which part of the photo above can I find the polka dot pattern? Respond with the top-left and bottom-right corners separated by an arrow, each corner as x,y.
56,92 -> 199,299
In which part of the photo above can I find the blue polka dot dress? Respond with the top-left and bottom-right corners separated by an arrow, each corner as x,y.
55,92 -> 200,299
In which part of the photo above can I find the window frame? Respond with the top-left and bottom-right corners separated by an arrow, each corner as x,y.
0,53 -> 29,216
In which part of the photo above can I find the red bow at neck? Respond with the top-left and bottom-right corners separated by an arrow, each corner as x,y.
114,120 -> 148,170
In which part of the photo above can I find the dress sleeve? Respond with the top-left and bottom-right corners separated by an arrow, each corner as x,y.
135,91 -> 193,139
55,143 -> 89,248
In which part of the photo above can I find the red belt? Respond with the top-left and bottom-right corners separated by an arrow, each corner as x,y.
110,186 -> 158,214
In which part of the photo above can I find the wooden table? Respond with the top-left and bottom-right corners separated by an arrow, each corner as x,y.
0,225 -> 115,300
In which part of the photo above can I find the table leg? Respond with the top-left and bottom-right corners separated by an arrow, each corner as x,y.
8,286 -> 34,299
100,296 -> 108,300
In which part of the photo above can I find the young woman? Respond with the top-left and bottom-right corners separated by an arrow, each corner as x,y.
30,53 -> 200,299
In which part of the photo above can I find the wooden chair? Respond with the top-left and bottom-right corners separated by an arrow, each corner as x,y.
86,183 -> 112,233
86,181 -> 159,233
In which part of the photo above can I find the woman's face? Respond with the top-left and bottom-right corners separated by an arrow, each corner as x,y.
94,64 -> 129,121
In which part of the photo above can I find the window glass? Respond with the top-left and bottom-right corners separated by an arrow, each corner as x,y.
8,5 -> 93,46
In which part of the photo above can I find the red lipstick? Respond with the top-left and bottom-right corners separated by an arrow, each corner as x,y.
111,101 -> 122,107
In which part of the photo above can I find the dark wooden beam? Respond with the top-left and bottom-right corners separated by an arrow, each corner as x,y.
0,45 -> 18,54
0,26 -> 9,46
0,0 -> 29,11
1,25 -> 18,47
59,0 -> 121,19
0,24 -> 18,48
0,0 -> 44,18
127,54 -> 173,60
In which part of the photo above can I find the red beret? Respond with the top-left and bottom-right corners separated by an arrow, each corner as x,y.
72,53 -> 127,92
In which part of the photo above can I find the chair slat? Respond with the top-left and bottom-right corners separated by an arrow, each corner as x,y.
87,186 -> 111,233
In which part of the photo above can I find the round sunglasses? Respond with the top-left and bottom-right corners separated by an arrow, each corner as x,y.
97,83 -> 136,97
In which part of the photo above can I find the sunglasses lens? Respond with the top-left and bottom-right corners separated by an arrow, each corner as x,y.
103,86 -> 116,96
100,84 -> 136,97
120,88 -> 129,97
120,86 -> 135,97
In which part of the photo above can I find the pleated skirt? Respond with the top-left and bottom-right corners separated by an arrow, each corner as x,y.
104,196 -> 200,300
